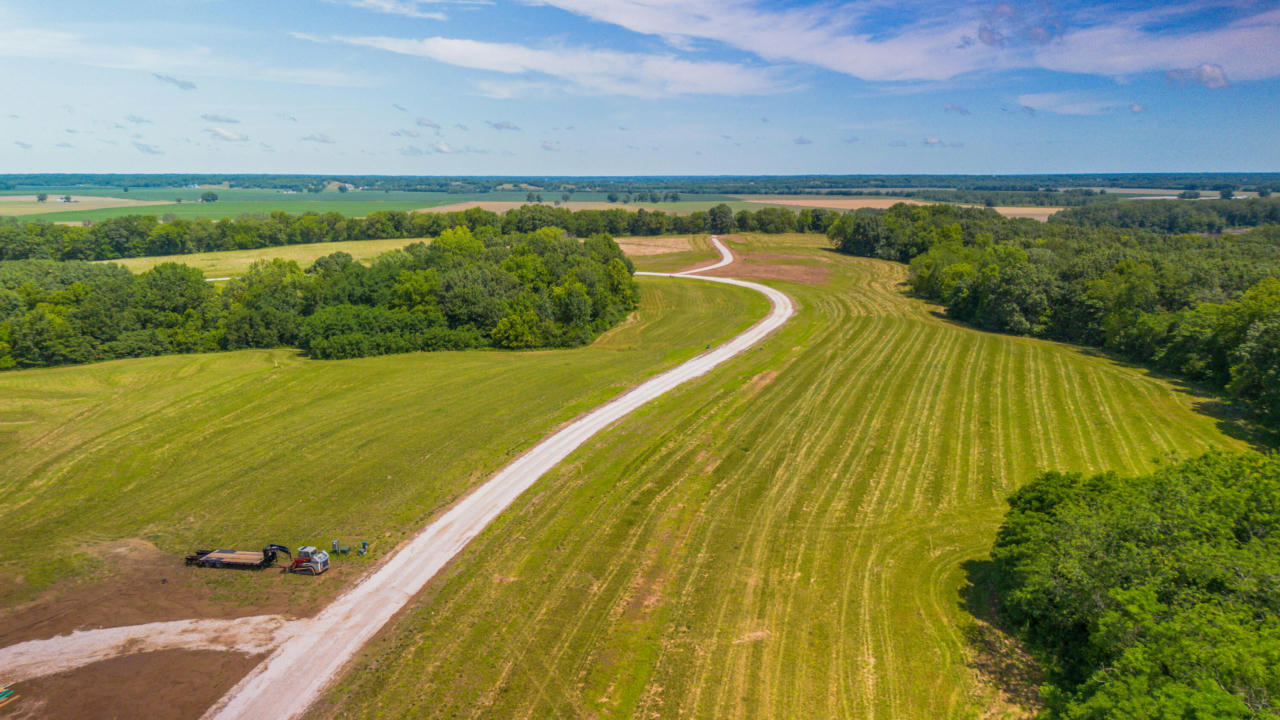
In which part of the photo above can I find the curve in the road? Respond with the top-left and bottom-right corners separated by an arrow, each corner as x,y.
184,237 -> 793,719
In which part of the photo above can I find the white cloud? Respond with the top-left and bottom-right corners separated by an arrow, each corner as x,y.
327,34 -> 784,97
14,141 -> 32,149
526,1 -> 1280,84
540,140 -> 561,151
206,127 -> 249,142
201,113 -> 240,124
301,133 -> 337,144
1166,63 -> 1229,89
1129,102 -> 1146,114
0,26 -> 372,88
325,0 -> 448,21
487,119 -> 520,131
132,141 -> 163,155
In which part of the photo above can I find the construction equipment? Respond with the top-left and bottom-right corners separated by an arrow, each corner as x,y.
185,544 -> 291,570
287,546 -> 330,575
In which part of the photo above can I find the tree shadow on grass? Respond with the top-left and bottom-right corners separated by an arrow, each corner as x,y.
960,559 -> 1043,718
1075,346 -> 1278,453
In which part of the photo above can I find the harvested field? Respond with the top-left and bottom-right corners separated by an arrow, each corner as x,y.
323,233 -> 1242,719
734,195 -> 1064,221
614,236 -> 693,256
420,200 -> 675,214
0,195 -> 169,216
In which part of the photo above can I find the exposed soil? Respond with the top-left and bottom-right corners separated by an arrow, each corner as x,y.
733,195 -> 1062,221
0,540 -> 320,649
702,256 -> 830,285
614,236 -> 693,256
2,649 -> 262,720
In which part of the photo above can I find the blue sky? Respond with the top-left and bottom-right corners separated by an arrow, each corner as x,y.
2,0 -> 1278,174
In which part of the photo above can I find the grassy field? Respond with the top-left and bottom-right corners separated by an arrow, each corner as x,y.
4,187 -> 748,223
106,237 -> 431,277
319,233 -> 1245,719
0,276 -> 767,607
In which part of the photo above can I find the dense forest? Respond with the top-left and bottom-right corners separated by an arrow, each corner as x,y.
1051,197 -> 1280,233
3,173 -> 1278,195
0,204 -> 838,262
0,226 -> 638,369
828,204 -> 1280,425
990,452 -> 1280,718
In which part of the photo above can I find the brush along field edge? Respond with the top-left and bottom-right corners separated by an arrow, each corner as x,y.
201,238 -> 794,720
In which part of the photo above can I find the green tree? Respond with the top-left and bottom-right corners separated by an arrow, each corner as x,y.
707,203 -> 734,234
36,193 -> 47,202
200,191 -> 219,203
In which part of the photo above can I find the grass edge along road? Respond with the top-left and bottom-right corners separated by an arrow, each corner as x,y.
201,238 -> 794,720
320,233 -> 1244,720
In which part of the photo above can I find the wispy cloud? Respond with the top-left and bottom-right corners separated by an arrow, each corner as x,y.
132,141 -> 163,155
391,128 -> 421,137
487,119 -> 520,130
416,117 -> 442,132
793,136 -> 812,145
206,127 -> 249,142
154,73 -> 197,90
944,102 -> 970,115
527,1 -> 1280,84
1129,102 -> 1146,114
55,142 -> 74,148
201,113 -> 240,123
1016,91 -> 1124,116
540,140 -> 561,151
14,141 -> 32,149
301,133 -> 337,144
326,0 -> 449,21
325,34 -> 784,97
392,103 -> 408,112
126,114 -> 152,124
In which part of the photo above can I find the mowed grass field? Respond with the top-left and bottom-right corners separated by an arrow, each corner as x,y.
0,277 -> 767,606
106,236 -> 432,278
319,233 -> 1244,719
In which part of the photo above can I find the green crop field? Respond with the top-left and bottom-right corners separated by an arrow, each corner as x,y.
319,233 -> 1245,719
0,276 -> 767,608
3,187 -> 749,223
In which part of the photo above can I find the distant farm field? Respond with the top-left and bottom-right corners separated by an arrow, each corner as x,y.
0,277 -> 768,617
322,233 -> 1243,719
5,187 -> 748,223
734,194 -> 1065,221
0,194 -> 169,216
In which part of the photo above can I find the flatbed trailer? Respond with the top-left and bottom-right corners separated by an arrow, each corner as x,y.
185,544 -> 290,570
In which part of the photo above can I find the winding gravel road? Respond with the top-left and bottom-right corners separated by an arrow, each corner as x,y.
0,237 -> 793,719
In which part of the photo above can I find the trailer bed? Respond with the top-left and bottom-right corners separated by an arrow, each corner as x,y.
202,550 -> 266,565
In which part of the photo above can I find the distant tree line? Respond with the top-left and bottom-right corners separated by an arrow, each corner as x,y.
0,227 -> 638,369
0,204 -> 838,262
3,173 -> 1278,195
990,451 -> 1280,718
828,203 -> 1280,424
1051,196 -> 1280,233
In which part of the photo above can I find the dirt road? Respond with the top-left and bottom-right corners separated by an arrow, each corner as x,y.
200,237 -> 794,720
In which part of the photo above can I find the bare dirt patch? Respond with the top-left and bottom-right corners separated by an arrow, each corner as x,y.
703,255 -> 830,285
733,195 -> 1062,221
0,539 -> 323,649
0,195 -> 170,216
4,649 -> 261,720
614,236 -> 692,257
